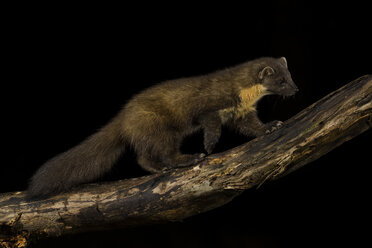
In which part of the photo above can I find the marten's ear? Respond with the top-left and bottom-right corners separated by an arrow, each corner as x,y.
259,66 -> 275,80
280,57 -> 288,68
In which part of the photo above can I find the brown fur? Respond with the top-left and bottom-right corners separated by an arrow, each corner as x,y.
27,57 -> 298,198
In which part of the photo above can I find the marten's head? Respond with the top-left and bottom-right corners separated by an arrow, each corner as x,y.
257,57 -> 299,97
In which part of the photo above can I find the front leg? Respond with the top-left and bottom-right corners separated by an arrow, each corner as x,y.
232,111 -> 283,137
198,112 -> 222,154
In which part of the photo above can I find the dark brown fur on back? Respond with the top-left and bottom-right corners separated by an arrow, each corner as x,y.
27,57 -> 298,198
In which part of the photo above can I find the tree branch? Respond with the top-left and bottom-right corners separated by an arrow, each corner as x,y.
1,75 -> 371,247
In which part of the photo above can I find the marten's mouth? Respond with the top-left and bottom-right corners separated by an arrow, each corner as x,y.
269,90 -> 297,97
284,87 -> 299,97
285,91 -> 297,97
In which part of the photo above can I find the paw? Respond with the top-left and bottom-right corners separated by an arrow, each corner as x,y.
264,120 -> 284,134
179,153 -> 206,167
193,153 -> 206,162
204,134 -> 220,154
204,141 -> 217,154
185,153 -> 206,167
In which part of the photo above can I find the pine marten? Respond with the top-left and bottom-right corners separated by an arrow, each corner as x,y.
27,57 -> 299,198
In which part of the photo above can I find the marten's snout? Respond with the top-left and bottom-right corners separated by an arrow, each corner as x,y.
293,85 -> 299,93
284,82 -> 299,96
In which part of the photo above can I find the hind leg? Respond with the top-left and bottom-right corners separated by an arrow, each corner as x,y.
158,135 -> 205,170
137,131 -> 205,173
137,155 -> 165,173
137,152 -> 205,173
162,153 -> 206,169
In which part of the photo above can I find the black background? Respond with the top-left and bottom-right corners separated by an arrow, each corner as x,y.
2,1 -> 371,247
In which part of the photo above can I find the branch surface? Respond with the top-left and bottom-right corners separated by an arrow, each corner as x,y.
1,75 -> 371,246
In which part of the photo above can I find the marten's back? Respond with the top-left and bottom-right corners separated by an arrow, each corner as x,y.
122,75 -> 236,127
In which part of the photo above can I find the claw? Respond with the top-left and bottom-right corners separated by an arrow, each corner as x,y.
276,121 -> 284,127
264,120 -> 284,134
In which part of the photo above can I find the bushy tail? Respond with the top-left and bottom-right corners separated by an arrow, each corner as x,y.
27,120 -> 125,199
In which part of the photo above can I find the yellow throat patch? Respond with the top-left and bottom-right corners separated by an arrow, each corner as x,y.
219,84 -> 267,123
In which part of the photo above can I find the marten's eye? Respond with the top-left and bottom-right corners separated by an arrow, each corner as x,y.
279,79 -> 286,85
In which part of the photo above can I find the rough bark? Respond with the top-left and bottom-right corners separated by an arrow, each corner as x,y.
1,75 -> 371,247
